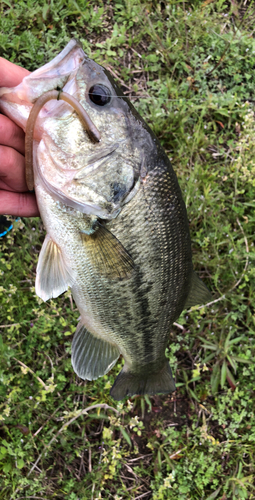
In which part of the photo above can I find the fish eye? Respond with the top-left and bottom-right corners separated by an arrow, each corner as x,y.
88,84 -> 111,106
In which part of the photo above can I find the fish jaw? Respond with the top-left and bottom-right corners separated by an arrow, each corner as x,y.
0,40 -> 84,103
0,40 -> 84,139
0,90 -> 33,134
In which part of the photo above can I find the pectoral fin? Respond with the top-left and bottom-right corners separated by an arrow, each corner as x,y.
35,234 -> 73,301
184,271 -> 212,309
80,224 -> 134,280
71,321 -> 120,380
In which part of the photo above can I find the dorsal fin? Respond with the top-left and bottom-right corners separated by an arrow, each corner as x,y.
184,271 -> 212,309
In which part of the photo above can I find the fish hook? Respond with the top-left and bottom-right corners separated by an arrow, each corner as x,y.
25,90 -> 101,191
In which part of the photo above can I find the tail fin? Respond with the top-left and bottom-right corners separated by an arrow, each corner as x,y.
110,361 -> 175,401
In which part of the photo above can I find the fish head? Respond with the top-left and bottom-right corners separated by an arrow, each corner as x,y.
0,40 -> 153,219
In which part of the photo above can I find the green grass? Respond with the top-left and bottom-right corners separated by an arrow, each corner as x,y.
0,0 -> 255,498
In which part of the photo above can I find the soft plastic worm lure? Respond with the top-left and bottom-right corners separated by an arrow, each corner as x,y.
25,90 -> 101,191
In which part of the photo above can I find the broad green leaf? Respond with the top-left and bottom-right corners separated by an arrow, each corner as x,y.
17,458 -> 25,469
42,3 -> 49,20
211,364 -> 220,395
226,366 -> 236,388
119,427 -> 131,447
228,336 -> 245,345
0,446 -> 7,457
3,462 -> 12,473
221,360 -> 227,388
144,394 -> 152,411
157,449 -> 162,470
201,344 -> 217,351
163,450 -> 175,469
224,331 -> 232,348
227,355 -> 237,373
188,388 -> 199,402
233,356 -> 252,364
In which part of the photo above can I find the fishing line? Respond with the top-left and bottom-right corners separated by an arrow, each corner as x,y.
88,92 -> 248,104
24,88 -> 247,192
88,92 -> 199,100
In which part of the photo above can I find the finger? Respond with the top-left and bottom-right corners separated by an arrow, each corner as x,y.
0,190 -> 39,217
0,145 -> 27,192
0,114 -> 25,155
0,57 -> 30,87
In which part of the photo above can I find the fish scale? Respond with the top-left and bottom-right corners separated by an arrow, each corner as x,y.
0,39 -> 212,400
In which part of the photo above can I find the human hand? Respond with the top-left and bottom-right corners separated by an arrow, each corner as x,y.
0,57 -> 39,217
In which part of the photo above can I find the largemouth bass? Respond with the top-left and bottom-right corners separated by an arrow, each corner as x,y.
0,40 -> 212,400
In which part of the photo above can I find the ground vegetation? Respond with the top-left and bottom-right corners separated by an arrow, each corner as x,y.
0,0 -> 255,498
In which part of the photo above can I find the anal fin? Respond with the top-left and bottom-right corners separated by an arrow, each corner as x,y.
71,321 -> 120,380
35,234 -> 73,301
184,271 -> 212,309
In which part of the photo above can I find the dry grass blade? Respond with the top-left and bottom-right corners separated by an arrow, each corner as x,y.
27,404 -> 119,477
15,497 -> 49,500
134,492 -> 152,499
0,323 -> 20,328
13,358 -> 50,390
